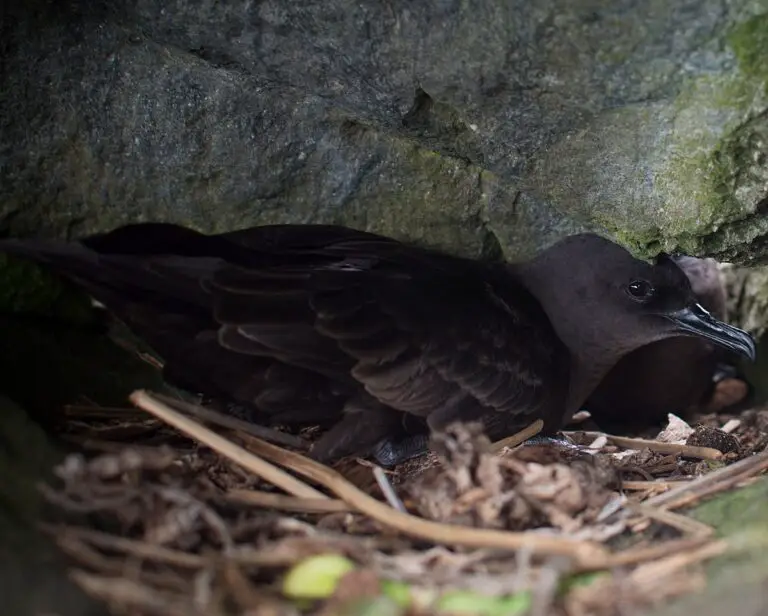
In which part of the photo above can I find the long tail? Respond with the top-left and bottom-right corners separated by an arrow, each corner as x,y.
0,225 -> 225,391
0,225 -> 222,320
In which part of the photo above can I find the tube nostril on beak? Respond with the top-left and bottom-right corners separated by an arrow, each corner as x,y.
667,305 -> 757,362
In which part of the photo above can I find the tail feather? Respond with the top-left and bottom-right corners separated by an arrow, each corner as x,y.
0,237 -> 215,316
0,233 -> 223,396
0,227 -> 355,430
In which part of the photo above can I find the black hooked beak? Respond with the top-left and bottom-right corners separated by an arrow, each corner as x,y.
666,303 -> 757,361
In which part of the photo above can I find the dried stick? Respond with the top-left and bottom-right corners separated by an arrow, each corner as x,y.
225,489 -> 351,514
623,502 -> 714,538
151,392 -> 308,450
621,480 -> 690,492
643,448 -> 768,510
234,432 -> 610,567
131,390 -> 608,565
600,537 -> 718,569
42,525 -> 209,568
130,391 -> 327,500
490,420 -> 544,452
70,570 -> 207,616
574,432 -> 723,461
372,466 -> 407,512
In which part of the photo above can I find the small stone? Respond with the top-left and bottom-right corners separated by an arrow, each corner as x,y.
686,425 -> 741,455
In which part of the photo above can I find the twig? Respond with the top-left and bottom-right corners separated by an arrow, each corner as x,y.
573,432 -> 724,460
629,540 -> 728,584
58,435 -> 193,455
41,525 -> 210,568
152,392 -> 309,450
37,483 -> 137,513
623,502 -> 715,538
225,489 -> 352,514
643,448 -> 768,511
232,431 -> 610,567
228,543 -> 347,568
69,570 -> 207,616
136,389 -> 611,567
138,352 -> 165,369
490,420 -> 544,452
621,480 -> 690,492
721,419 -> 741,434
43,523 -> 356,571
154,487 -> 234,552
65,422 -> 163,441
192,566 -> 216,611
56,536 -> 192,594
595,537 -> 716,570
63,404 -> 148,420
222,561 -> 274,612
373,466 -> 407,513
130,391 -> 327,500
620,465 -> 655,481
56,535 -> 127,575
567,540 -> 726,612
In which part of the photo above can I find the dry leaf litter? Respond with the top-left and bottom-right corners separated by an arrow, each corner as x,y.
38,383 -> 768,616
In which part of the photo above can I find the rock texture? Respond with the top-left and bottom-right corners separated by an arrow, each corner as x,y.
1,0 -> 767,262
723,264 -> 768,338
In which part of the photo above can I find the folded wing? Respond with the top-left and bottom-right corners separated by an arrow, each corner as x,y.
0,223 -> 570,458
204,227 -> 570,441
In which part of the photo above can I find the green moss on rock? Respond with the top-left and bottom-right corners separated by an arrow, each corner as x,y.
727,13 -> 768,85
651,11 -> 768,256
0,254 -> 95,325
649,477 -> 768,616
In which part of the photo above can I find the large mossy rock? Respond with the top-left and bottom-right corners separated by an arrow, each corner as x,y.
2,0 -> 768,261
651,477 -> 768,616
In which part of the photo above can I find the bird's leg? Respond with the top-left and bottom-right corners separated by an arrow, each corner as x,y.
370,433 -> 431,467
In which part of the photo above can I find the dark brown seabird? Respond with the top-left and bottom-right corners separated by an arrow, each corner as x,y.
584,254 -> 753,433
0,223 -> 756,465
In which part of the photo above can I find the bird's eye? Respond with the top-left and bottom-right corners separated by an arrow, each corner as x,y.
627,279 -> 655,301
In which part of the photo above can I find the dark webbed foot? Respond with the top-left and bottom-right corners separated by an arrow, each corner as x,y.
370,433 -> 431,467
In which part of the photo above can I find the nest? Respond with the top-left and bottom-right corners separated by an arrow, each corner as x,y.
36,383 -> 768,616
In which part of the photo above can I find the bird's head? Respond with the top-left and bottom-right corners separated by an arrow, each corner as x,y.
517,233 -> 756,367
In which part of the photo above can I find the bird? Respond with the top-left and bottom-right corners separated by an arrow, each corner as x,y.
0,222 -> 756,465
582,254 -> 753,434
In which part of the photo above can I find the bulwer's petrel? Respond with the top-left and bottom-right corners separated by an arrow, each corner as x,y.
0,223 -> 756,465
584,254 -> 752,433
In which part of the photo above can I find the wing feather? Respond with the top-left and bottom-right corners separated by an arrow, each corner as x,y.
201,231 -> 569,440
59,222 -> 568,445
